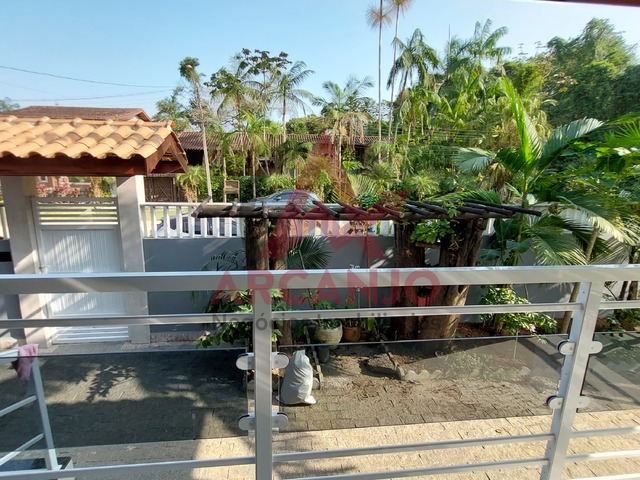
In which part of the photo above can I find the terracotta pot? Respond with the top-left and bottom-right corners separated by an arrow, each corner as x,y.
342,325 -> 362,342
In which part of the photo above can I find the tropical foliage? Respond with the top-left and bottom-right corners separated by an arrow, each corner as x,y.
157,15 -> 640,339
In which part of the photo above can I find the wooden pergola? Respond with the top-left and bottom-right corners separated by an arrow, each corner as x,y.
195,195 -> 541,341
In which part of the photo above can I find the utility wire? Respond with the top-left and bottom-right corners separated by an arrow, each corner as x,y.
13,89 -> 172,102
0,65 -> 174,88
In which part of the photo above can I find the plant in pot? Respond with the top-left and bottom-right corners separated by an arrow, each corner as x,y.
341,295 -> 362,342
301,290 -> 342,344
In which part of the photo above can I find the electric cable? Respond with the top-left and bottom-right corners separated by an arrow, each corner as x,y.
0,65 -> 174,88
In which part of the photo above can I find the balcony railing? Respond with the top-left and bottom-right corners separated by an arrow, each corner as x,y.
0,203 -> 8,239
0,264 -> 639,479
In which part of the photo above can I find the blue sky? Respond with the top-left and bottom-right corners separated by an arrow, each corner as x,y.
2,0 -> 640,118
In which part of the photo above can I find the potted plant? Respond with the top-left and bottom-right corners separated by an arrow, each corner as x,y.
301,290 -> 342,344
342,295 -> 362,342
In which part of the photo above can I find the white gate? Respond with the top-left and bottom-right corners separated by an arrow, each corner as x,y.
33,197 -> 129,343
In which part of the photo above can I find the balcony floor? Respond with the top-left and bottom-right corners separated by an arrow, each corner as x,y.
3,339 -> 640,478
16,409 -> 640,479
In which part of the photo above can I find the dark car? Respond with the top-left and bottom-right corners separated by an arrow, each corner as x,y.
250,190 -> 321,208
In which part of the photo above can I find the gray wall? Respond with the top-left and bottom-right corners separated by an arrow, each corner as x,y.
143,236 -> 396,333
0,239 -> 24,345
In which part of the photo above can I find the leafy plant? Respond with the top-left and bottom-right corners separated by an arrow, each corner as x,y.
341,295 -> 363,327
480,285 -> 557,335
197,289 -> 287,348
411,220 -> 454,244
300,290 -> 341,329
355,192 -> 381,210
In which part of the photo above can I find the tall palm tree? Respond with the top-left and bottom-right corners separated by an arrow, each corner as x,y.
271,61 -> 315,141
312,75 -> 373,165
179,57 -> 213,198
235,112 -> 282,198
385,0 -> 414,142
366,2 -> 392,162
388,29 -> 440,93
467,19 -> 512,71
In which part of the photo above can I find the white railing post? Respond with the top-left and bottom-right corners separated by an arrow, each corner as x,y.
31,359 -> 60,471
540,281 -> 605,480
253,286 -> 274,480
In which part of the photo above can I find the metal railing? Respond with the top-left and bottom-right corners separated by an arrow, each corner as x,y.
0,203 -> 8,239
0,264 -> 639,479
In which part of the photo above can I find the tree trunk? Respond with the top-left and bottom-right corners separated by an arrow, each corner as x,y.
251,153 -> 257,199
377,0 -> 383,163
391,222 -> 423,339
244,218 -> 269,270
628,246 -> 638,301
269,219 -> 291,345
388,10 -> 399,143
419,218 -> 488,339
282,95 -> 288,143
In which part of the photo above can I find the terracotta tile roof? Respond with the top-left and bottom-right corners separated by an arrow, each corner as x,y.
0,116 -> 187,176
4,106 -> 151,122
177,132 -> 379,151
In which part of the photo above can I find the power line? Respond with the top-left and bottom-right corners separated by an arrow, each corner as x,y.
0,65 -> 174,88
12,89 -> 172,102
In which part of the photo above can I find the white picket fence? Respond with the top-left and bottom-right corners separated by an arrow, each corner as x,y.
142,202 -> 395,239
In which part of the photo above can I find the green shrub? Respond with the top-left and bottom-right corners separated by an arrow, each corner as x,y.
480,285 -> 557,335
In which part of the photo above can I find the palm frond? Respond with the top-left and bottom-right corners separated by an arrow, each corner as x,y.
539,118 -> 603,169
526,220 -> 587,265
454,147 -> 495,173
287,235 -> 331,270
347,173 -> 379,196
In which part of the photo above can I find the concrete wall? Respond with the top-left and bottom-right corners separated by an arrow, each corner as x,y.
0,239 -> 24,346
142,236 -> 396,335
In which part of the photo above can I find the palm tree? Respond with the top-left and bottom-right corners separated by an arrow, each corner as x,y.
388,29 -> 440,93
271,61 -> 315,141
275,138 -> 313,176
313,75 -> 373,165
235,112 -> 282,198
176,166 -> 205,202
207,66 -> 254,129
455,77 -> 607,266
179,57 -> 213,198
385,0 -> 414,142
366,2 -> 392,162
467,19 -> 512,71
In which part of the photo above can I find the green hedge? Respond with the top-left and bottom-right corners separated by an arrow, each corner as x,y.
199,176 -> 273,202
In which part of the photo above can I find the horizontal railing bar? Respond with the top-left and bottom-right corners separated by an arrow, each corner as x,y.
273,433 -> 553,463
1,265 -> 639,294
0,395 -> 37,418
0,302 -> 580,329
600,300 -> 640,310
287,457 -> 548,480
573,474 -> 640,480
273,303 -> 582,321
572,426 -> 640,438
0,313 -> 253,329
0,455 -> 255,480
0,434 -> 44,468
566,449 -> 640,462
